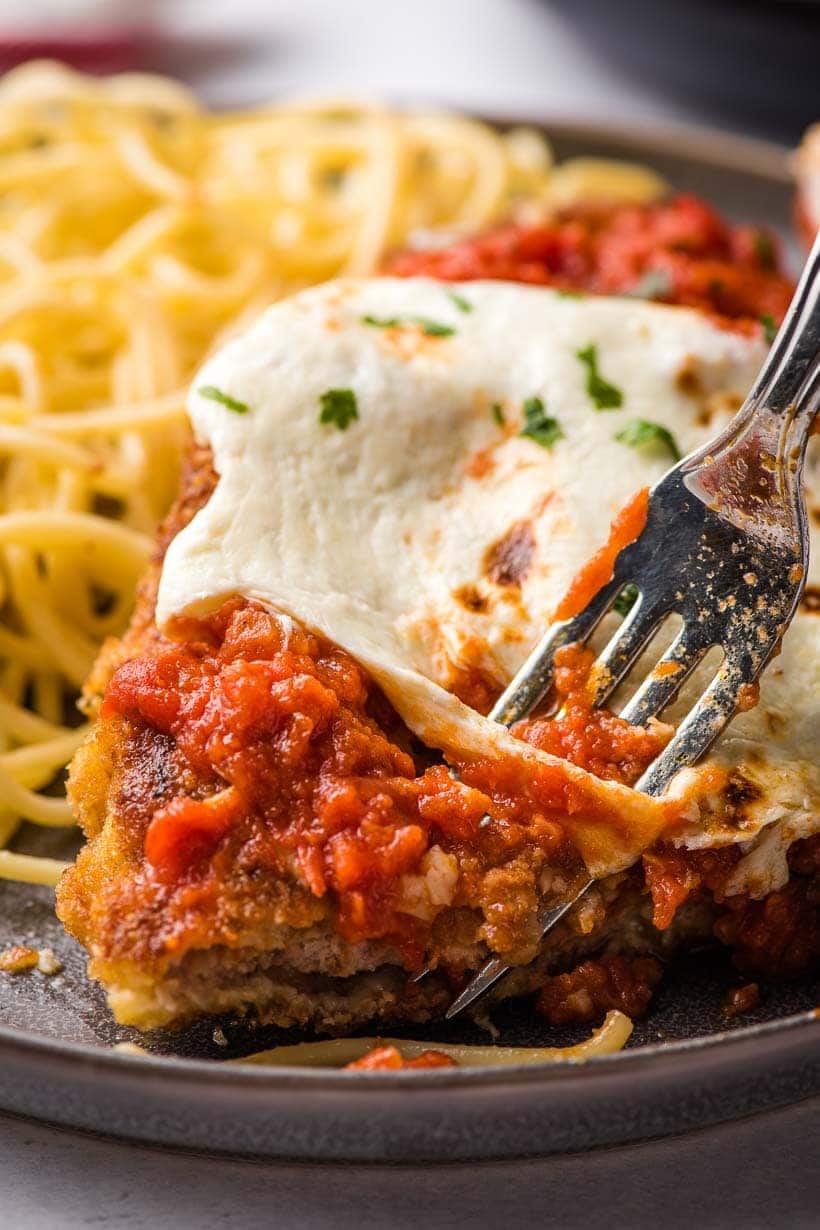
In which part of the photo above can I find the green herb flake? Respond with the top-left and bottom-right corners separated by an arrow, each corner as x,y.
519,396 -> 563,449
198,385 -> 250,415
556,289 -> 585,300
760,313 -> 777,345
414,317 -> 456,337
753,230 -> 776,270
318,387 -> 359,431
362,314 -> 455,337
613,583 -> 639,617
576,344 -> 623,411
492,402 -> 506,426
362,314 -> 401,329
628,268 -> 672,301
615,418 -> 681,462
447,289 -> 473,313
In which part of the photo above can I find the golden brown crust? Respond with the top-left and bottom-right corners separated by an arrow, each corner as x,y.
80,442 -> 216,710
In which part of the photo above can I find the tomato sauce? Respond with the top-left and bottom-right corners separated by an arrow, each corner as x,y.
536,953 -> 663,1026
104,602 -> 477,950
345,1045 -> 456,1070
515,643 -> 667,784
642,845 -> 738,930
553,488 -> 648,623
389,194 -> 794,331
100,602 -> 661,952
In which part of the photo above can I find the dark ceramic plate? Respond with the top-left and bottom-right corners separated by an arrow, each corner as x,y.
544,0 -> 820,143
0,118 -> 817,1162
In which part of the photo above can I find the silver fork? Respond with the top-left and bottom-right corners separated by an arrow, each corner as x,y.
441,230 -> 820,1019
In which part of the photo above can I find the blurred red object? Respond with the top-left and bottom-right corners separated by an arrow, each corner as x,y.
0,2 -> 157,73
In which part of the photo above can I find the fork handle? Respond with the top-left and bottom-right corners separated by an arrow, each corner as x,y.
746,227 -> 820,424
683,230 -> 820,544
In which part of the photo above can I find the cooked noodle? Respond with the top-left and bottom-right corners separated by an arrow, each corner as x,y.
114,1010 -> 634,1065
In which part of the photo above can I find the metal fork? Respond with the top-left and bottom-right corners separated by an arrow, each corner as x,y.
440,230 -> 820,1019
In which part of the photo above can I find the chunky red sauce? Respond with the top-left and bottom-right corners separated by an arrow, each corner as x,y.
345,1045 -> 456,1070
104,602 -> 481,952
642,845 -> 736,931
553,487 -> 649,623
390,194 -> 794,331
516,644 -> 667,784
100,603 -> 665,953
536,953 -> 663,1026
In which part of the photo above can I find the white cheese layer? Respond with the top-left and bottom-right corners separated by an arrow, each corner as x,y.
157,277 -> 819,891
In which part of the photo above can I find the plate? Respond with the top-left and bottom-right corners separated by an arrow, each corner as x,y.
542,0 -> 820,141
1,116 -> 818,1162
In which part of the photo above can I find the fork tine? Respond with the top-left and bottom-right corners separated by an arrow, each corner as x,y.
443,658 -> 743,1020
618,624 -> 710,726
587,597 -> 671,708
489,575 -> 624,726
444,878 -> 593,1019
634,657 -> 749,796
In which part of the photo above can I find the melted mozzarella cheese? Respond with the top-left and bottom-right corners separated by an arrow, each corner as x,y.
157,277 -> 820,890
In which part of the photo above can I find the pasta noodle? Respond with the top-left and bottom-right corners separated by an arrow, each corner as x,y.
235,1009 -> 633,1066
114,1010 -> 634,1066
0,60 -> 666,888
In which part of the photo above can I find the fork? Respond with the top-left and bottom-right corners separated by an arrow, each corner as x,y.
441,229 -> 820,1019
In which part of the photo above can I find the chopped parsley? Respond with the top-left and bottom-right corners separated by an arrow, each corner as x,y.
613,583 -> 639,617
362,314 -> 455,337
615,417 -> 681,462
519,396 -> 563,449
198,385 -> 250,415
447,289 -> 473,313
492,402 -> 506,426
628,268 -> 672,301
318,387 -> 359,430
556,289 -> 584,300
576,344 -> 623,410
753,230 -> 776,270
760,313 -> 777,344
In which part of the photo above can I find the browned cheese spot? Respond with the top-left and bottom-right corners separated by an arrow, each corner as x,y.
675,356 -> 703,398
453,584 -> 489,614
484,520 -> 536,588
724,771 -> 763,819
697,391 -> 742,429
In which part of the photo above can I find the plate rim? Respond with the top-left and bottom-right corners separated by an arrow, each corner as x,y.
0,1006 -> 818,1091
476,109 -> 793,182
0,113 -> 813,1121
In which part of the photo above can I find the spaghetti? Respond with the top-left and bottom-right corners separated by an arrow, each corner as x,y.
0,60 -> 666,888
112,1010 -> 634,1067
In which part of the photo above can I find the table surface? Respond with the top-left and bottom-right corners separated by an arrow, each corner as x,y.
3,1098 -> 818,1230
2,1 -> 812,1225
